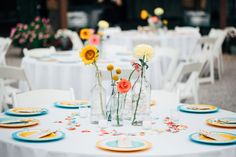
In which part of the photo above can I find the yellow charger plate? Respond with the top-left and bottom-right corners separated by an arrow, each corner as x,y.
206,117 -> 236,128
0,117 -> 39,128
96,138 -> 152,152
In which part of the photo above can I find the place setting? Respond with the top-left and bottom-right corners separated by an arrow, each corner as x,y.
12,128 -> 65,142
206,117 -> 236,128
0,116 -> 39,128
96,135 -> 152,152
189,130 -> 236,145
5,107 -> 48,116
178,104 -> 219,113
54,100 -> 90,109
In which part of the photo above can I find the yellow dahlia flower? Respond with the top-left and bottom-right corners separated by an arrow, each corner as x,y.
98,20 -> 109,29
134,44 -> 154,61
107,64 -> 114,71
80,45 -> 99,65
140,9 -> 149,20
154,7 -> 164,16
116,68 -> 122,74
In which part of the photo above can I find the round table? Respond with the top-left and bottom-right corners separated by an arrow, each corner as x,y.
0,104 -> 236,157
103,30 -> 201,60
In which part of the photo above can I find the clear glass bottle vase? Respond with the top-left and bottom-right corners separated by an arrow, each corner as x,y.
131,69 -> 151,126
110,91 -> 124,127
90,70 -> 106,124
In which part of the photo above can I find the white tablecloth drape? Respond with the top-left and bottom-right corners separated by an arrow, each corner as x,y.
0,104 -> 236,157
103,30 -> 201,60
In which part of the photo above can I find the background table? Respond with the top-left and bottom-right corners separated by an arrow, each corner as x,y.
0,104 -> 236,157
103,30 -> 201,60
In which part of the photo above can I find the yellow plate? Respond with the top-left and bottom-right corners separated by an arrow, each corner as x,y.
0,118 -> 39,128
206,117 -> 236,128
96,138 -> 152,152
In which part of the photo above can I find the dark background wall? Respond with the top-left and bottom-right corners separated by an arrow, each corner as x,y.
0,0 -> 235,36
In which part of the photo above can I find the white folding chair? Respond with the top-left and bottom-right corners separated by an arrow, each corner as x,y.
0,66 -> 32,106
56,29 -> 84,51
209,28 -> 227,79
23,46 -> 56,58
188,36 -> 217,84
12,88 -> 75,107
0,80 -> 7,112
164,62 -> 202,104
151,47 -> 179,89
0,37 -> 12,65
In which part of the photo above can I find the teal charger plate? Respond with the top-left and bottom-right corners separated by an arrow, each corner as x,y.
12,129 -> 65,142
5,108 -> 48,116
178,104 -> 219,113
189,132 -> 236,145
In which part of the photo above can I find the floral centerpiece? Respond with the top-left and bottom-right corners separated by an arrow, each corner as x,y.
131,44 -> 154,126
140,8 -> 166,30
79,44 -> 106,124
10,16 -> 54,50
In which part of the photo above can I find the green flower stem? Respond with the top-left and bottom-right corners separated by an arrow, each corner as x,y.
132,66 -> 144,124
94,63 -> 105,117
116,93 -> 120,126
123,69 -> 136,106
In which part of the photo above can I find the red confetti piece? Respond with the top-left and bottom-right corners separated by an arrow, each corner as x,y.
81,130 -> 91,133
68,127 -> 76,131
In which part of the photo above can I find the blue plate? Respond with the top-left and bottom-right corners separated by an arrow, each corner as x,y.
12,129 -> 65,142
5,108 -> 48,116
54,101 -> 90,109
178,104 -> 219,113
189,132 -> 236,145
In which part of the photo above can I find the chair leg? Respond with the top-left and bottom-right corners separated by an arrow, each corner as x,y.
210,58 -> 215,84
220,53 -> 224,74
217,56 -> 222,80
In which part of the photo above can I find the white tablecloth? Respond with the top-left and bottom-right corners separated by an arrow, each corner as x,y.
1,104 -> 236,157
21,54 -> 167,99
103,30 -> 201,60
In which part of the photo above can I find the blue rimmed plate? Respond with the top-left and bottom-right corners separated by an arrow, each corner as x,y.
178,104 -> 219,113
189,132 -> 236,145
0,116 -> 39,128
96,138 -> 152,152
12,129 -> 65,142
54,100 -> 90,109
5,108 -> 48,116
206,117 -> 236,128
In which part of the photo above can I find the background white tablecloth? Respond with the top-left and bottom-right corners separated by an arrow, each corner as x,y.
0,104 -> 236,157
103,30 -> 201,60
21,55 -> 166,99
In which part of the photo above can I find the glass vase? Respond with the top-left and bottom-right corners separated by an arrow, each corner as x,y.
90,70 -> 106,124
110,92 -> 124,127
131,69 -> 151,126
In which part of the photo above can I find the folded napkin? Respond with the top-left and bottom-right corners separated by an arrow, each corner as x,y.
28,129 -> 57,139
199,130 -> 229,141
218,119 -> 236,124
187,106 -> 211,110
15,108 -> 43,113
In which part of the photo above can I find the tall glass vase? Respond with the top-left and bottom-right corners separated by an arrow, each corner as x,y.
131,69 -> 151,126
90,70 -> 106,124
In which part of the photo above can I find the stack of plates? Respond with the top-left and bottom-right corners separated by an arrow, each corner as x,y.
5,107 -> 48,116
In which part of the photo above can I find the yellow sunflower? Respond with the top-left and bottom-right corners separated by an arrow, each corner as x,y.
140,9 -> 149,20
80,45 -> 99,65
80,29 -> 92,40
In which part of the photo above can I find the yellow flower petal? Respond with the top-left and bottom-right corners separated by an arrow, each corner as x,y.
112,75 -> 119,81
115,68 -> 122,74
107,64 -> 114,71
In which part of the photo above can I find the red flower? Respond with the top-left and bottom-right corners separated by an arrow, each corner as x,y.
117,79 -> 131,94
89,34 -> 100,45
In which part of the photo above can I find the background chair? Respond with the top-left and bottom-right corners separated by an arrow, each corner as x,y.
209,28 -> 227,80
0,37 -> 12,66
175,26 -> 200,34
23,46 -> 56,58
12,88 -> 75,107
0,66 -> 32,107
188,36 -> 217,84
164,62 -> 202,104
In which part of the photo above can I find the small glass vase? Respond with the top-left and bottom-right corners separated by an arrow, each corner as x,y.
90,70 -> 106,124
109,91 -> 124,127
131,69 -> 151,126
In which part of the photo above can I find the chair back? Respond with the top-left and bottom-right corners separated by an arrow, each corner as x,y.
209,28 -> 227,56
0,37 -> 12,65
23,47 -> 56,58
12,88 -> 75,107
